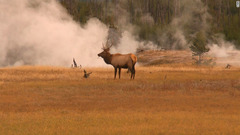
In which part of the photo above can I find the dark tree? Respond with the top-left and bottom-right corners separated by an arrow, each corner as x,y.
190,31 -> 210,64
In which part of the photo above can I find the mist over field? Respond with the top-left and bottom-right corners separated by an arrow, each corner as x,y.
0,0 -> 239,67
0,0 -> 151,67
0,0 -> 106,66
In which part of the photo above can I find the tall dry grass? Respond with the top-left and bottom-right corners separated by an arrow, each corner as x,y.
0,65 -> 240,134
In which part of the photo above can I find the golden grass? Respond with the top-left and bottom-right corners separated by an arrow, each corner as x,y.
0,65 -> 240,135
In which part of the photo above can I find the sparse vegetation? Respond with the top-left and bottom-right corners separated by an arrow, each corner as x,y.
0,65 -> 240,134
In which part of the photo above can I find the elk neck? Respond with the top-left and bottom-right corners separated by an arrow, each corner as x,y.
103,52 -> 112,64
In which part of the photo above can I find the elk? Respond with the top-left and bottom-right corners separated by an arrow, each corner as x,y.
98,40 -> 137,79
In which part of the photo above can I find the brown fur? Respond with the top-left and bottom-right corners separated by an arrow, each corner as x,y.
98,49 -> 137,79
130,54 -> 137,65
127,54 -> 137,73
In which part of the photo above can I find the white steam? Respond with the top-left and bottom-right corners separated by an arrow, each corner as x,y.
107,0 -> 159,54
159,0 -> 211,50
158,0 -> 240,66
1,0 -> 238,67
0,0 -> 145,67
208,36 -> 240,66
111,31 -> 158,54
0,0 -> 110,67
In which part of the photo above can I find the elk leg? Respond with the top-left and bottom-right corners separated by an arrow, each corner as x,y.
132,66 -> 135,79
118,68 -> 121,79
129,66 -> 135,80
114,68 -> 117,79
128,67 -> 133,79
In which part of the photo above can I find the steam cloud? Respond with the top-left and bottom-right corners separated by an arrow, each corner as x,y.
0,0 -> 145,67
158,0 -> 240,66
207,35 -> 240,66
159,0 -> 211,50
107,0 -> 158,54
0,0 -> 239,67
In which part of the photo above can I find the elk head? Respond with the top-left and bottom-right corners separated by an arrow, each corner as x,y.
98,38 -> 113,58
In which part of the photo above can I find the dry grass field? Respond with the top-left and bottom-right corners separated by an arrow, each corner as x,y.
0,63 -> 240,134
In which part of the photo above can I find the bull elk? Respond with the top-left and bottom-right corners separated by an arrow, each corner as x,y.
98,40 -> 137,79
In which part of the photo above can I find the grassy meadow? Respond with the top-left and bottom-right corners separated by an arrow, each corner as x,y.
0,65 -> 240,134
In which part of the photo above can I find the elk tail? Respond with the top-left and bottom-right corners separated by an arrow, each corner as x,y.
130,54 -> 137,65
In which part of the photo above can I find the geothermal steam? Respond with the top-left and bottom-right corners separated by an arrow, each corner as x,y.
158,0 -> 240,65
0,0 -> 144,67
1,0 -> 239,67
208,35 -> 240,66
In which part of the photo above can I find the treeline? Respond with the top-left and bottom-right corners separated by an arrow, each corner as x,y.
59,0 -> 240,48
207,0 -> 240,47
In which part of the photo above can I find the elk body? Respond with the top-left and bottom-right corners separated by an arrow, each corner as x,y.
98,47 -> 137,79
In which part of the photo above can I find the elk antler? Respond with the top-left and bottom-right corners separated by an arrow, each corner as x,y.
102,38 -> 113,50
106,38 -> 113,49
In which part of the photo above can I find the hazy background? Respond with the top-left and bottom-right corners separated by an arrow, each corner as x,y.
0,0 -> 239,67
0,0 -> 158,67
